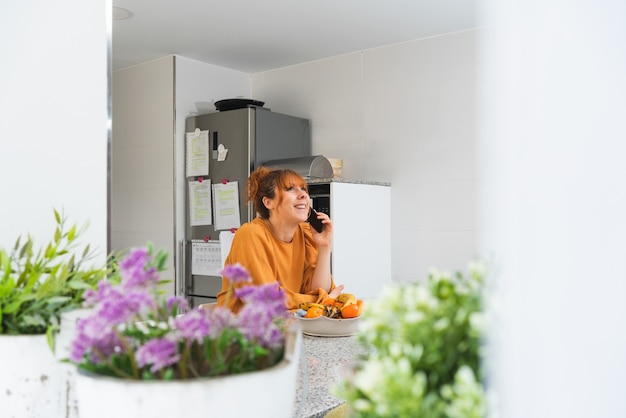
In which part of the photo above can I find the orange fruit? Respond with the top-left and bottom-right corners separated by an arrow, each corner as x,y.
341,303 -> 360,319
322,298 -> 336,306
304,306 -> 324,318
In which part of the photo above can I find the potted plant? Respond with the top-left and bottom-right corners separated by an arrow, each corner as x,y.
69,247 -> 302,418
333,262 -> 488,418
0,209 -> 109,417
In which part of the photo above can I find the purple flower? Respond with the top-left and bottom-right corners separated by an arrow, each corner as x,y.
236,303 -> 285,348
118,247 -> 159,289
173,309 -> 211,343
82,280 -> 116,307
118,247 -> 149,270
71,280 -> 157,365
229,283 -> 287,348
136,338 -> 180,374
166,296 -> 188,312
122,290 -> 157,315
206,307 -> 238,339
236,283 -> 287,318
70,316 -> 123,363
92,286 -> 155,325
220,263 -> 251,283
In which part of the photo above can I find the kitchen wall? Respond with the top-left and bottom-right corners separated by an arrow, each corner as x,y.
0,0 -> 107,257
110,29 -> 478,289
111,56 -> 176,281
252,29 -> 478,282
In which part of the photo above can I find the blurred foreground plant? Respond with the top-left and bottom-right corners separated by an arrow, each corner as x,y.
70,248 -> 289,380
0,209 -> 108,343
334,262 -> 488,418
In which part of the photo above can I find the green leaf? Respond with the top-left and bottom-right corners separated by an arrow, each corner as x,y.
67,281 -> 95,290
46,296 -> 72,306
44,243 -> 56,259
19,239 -> 30,258
3,297 -> 31,314
46,325 -> 56,351
22,313 -> 47,328
67,224 -> 77,241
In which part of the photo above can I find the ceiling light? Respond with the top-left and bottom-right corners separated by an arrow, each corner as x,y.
113,6 -> 134,20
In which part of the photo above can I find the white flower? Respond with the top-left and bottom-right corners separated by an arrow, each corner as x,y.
353,357 -> 385,395
389,341 -> 402,358
469,312 -> 486,332
405,310 -> 425,323
456,365 -> 476,386
433,317 -> 450,331
352,398 -> 371,412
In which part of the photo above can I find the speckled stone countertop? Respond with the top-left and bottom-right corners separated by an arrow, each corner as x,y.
306,178 -> 391,187
291,334 -> 370,418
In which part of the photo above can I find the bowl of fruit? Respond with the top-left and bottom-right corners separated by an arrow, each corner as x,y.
293,293 -> 363,337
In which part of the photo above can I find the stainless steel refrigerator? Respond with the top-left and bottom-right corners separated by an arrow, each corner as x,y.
183,106 -> 311,307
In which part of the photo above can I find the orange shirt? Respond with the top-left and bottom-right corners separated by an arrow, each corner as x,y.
217,217 -> 335,312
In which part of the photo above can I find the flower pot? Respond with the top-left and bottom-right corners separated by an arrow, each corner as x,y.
55,309 -> 91,418
0,334 -> 65,418
75,325 -> 303,418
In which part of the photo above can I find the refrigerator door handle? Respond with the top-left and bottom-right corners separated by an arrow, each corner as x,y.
178,239 -> 186,297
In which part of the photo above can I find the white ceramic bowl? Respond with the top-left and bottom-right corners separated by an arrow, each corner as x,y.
293,314 -> 361,337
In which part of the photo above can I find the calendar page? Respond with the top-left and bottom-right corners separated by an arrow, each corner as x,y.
190,240 -> 222,276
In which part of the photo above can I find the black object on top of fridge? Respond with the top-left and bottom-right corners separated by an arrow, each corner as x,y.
183,106 -> 311,308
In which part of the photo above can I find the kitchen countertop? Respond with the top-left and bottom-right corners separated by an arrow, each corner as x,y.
292,334 -> 369,418
306,178 -> 391,187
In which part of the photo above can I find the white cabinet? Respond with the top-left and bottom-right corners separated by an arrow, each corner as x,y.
309,181 -> 391,300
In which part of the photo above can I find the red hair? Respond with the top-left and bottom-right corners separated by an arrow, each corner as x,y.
247,167 -> 308,219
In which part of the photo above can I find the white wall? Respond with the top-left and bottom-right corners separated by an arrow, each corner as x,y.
111,57 -> 176,291
478,0 -> 626,416
0,0 -> 108,258
252,30 -> 478,282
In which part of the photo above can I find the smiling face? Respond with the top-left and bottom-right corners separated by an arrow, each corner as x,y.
276,183 -> 310,223
262,170 -> 310,223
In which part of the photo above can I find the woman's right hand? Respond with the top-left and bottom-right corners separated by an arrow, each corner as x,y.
329,284 -> 345,298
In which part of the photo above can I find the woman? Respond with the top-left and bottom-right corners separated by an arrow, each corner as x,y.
216,166 -> 344,312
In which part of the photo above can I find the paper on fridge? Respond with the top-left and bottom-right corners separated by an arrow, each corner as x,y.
186,129 -> 209,177
219,230 -> 235,267
188,179 -> 212,226
190,240 -> 222,276
212,181 -> 241,230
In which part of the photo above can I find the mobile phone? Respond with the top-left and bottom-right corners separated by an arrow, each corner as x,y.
307,209 -> 325,233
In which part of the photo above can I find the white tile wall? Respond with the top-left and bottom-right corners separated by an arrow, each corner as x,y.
111,57 -> 176,293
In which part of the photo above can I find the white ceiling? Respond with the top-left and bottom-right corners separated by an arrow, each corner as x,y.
112,0 -> 478,73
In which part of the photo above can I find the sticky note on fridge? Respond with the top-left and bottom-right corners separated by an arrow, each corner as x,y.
212,181 -> 240,230
189,179 -> 212,226
219,230 -> 235,267
186,129 -> 209,177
